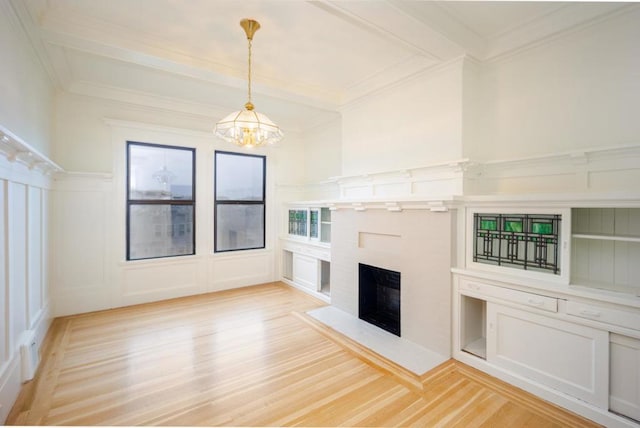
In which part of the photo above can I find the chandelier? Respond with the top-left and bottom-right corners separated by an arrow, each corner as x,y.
214,19 -> 283,148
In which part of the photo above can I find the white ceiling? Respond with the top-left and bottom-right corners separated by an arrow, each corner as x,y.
14,0 -> 630,131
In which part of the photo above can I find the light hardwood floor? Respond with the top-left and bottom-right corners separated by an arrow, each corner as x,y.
8,282 -> 600,427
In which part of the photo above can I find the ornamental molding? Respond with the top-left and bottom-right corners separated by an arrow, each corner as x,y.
0,125 -> 63,176
299,142 -> 640,209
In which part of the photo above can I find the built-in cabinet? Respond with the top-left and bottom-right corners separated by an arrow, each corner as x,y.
455,205 -> 640,427
281,205 -> 332,302
287,207 -> 331,244
610,334 -> 640,421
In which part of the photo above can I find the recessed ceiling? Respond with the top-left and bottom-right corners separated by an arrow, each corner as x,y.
14,0 -> 631,131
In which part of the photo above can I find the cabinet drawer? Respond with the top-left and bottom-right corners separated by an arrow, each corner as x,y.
567,301 -> 640,331
460,279 -> 557,313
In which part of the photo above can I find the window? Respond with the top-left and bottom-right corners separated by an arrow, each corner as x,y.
214,151 -> 266,252
127,142 -> 195,260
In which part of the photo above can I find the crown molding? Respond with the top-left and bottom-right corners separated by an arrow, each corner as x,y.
388,0 -> 487,59
67,81 -> 309,134
4,0 -> 60,88
484,3 -> 636,63
38,8 -> 343,111
69,80 -> 227,120
312,0 -> 464,61
340,55 -> 466,110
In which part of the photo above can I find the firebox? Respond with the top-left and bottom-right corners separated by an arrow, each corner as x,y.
358,263 -> 401,336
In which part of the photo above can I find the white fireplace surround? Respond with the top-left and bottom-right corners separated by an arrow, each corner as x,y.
328,208 -> 456,361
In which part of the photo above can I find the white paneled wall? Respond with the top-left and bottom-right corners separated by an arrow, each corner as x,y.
52,174 -> 113,315
0,158 -> 52,424
51,121 -> 277,317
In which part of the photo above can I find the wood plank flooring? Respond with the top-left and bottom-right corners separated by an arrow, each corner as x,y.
8,282 -> 600,427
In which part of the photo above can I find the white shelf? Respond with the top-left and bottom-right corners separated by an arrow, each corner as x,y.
462,338 -> 487,359
571,278 -> 640,297
572,233 -> 640,243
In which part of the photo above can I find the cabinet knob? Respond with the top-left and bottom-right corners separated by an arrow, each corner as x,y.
527,299 -> 545,307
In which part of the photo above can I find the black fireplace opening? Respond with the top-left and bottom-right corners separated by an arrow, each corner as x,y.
358,263 -> 401,336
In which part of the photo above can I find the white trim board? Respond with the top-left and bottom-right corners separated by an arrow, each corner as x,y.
307,306 -> 448,376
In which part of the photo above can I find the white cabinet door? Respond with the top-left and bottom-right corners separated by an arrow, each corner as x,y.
293,253 -> 318,291
487,303 -> 609,408
610,334 -> 640,422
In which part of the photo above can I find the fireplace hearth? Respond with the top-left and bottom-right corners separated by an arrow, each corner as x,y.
358,263 -> 400,336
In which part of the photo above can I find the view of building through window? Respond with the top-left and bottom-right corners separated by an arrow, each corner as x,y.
127,142 -> 195,260
214,151 -> 266,252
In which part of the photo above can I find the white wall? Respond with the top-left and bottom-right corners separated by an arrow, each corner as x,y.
341,59 -> 464,177
474,8 -> 640,162
52,93 -> 307,316
0,2 -> 53,157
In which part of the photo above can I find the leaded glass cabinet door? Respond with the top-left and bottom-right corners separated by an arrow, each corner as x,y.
288,209 -> 307,237
310,209 -> 319,240
467,208 -> 570,284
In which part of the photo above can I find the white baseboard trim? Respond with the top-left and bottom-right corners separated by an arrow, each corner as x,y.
0,353 -> 21,424
281,278 -> 331,303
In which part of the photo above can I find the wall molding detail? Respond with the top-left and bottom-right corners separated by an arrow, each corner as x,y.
291,143 -> 640,211
0,125 -> 63,176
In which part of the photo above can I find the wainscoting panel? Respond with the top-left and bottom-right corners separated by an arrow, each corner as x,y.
8,182 -> 27,356
27,186 -> 42,329
0,180 -> 6,365
208,251 -> 274,292
0,146 -> 54,424
52,174 -> 112,316
121,259 -> 201,306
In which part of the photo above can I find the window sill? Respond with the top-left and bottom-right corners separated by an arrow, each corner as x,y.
119,254 -> 203,267
209,248 -> 273,259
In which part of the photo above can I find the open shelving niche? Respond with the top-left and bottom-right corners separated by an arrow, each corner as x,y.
571,208 -> 640,297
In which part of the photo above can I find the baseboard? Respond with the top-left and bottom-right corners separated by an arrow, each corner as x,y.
0,354 -> 21,424
0,302 -> 51,424
281,278 -> 330,303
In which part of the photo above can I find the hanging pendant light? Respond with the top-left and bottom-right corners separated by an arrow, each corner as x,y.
214,19 -> 283,148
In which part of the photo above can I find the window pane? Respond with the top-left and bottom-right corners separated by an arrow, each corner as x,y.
215,152 -> 264,201
129,205 -> 194,260
216,204 -> 264,251
129,144 -> 193,200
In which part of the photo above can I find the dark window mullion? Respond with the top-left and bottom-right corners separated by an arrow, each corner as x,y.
129,200 -> 195,205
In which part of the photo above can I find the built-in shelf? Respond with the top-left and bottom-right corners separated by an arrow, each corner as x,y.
460,295 -> 486,360
572,208 -> 640,297
572,278 -> 640,297
462,337 -> 487,359
0,125 -> 63,174
572,233 -> 640,243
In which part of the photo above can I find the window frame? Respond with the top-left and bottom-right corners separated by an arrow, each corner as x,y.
214,150 -> 266,253
126,141 -> 196,261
